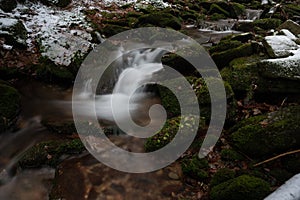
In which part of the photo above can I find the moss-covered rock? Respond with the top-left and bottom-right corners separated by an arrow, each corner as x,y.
144,115 -> 203,152
157,76 -> 237,123
208,3 -> 230,17
136,13 -> 182,30
253,18 -> 282,30
209,40 -> 243,55
220,149 -> 243,161
181,155 -> 209,180
210,168 -> 235,187
221,55 -> 261,99
277,20 -> 300,36
210,175 -> 271,200
230,106 -> 300,158
19,139 -> 85,168
211,43 -> 253,69
0,83 -> 21,133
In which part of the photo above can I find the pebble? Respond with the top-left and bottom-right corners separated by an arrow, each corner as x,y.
168,172 -> 179,180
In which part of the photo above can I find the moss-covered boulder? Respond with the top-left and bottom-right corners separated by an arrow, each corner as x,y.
211,43 -> 253,69
220,148 -> 243,161
210,175 -> 271,200
233,18 -> 282,32
0,0 -> 17,12
136,13 -> 181,30
157,76 -> 237,123
0,18 -> 27,47
210,168 -> 235,187
0,82 -> 21,133
19,139 -> 85,168
277,20 -> 300,36
230,105 -> 300,158
181,155 -> 209,180
144,115 -> 202,152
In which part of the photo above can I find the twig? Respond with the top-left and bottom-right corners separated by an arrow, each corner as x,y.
254,149 -> 300,167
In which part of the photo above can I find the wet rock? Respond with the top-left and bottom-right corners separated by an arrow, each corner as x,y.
0,82 -> 20,133
0,0 -> 17,12
233,18 -> 282,32
277,19 -> 300,36
0,18 -> 27,47
230,105 -> 300,158
210,175 -> 270,200
19,139 -> 85,168
136,12 -> 181,30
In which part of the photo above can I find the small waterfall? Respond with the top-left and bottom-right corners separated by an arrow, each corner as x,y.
71,47 -> 166,124
245,9 -> 263,21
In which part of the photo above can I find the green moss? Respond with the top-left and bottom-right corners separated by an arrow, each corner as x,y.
181,155 -> 209,180
230,106 -> 300,158
220,149 -> 243,161
230,2 -> 245,17
211,43 -> 253,69
144,115 -> 202,152
210,175 -> 271,200
209,3 -> 230,17
136,13 -> 182,30
253,18 -> 282,30
0,83 -> 20,133
209,40 -> 243,54
19,139 -> 85,168
210,13 -> 226,21
210,168 -> 235,187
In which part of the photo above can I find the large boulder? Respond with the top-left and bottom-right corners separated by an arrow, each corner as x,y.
0,82 -> 21,133
263,35 -> 298,58
0,0 -> 17,12
0,18 -> 27,47
229,105 -> 300,159
278,20 -> 300,36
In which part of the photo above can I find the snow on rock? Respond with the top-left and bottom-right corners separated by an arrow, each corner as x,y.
264,35 -> 298,58
260,48 -> 300,81
264,173 -> 300,200
281,29 -> 297,40
0,17 -> 27,47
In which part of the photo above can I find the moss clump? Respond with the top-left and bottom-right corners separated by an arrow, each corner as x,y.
136,13 -> 182,30
209,3 -> 230,17
230,106 -> 300,158
181,156 -> 209,180
210,175 -> 271,200
0,83 -> 20,133
19,139 -> 85,168
220,149 -> 243,161
210,168 -> 235,187
211,43 -> 253,69
144,115 -> 202,152
209,40 -> 243,55
253,18 -> 282,30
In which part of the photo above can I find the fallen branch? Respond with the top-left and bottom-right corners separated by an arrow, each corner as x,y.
253,149 -> 300,167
